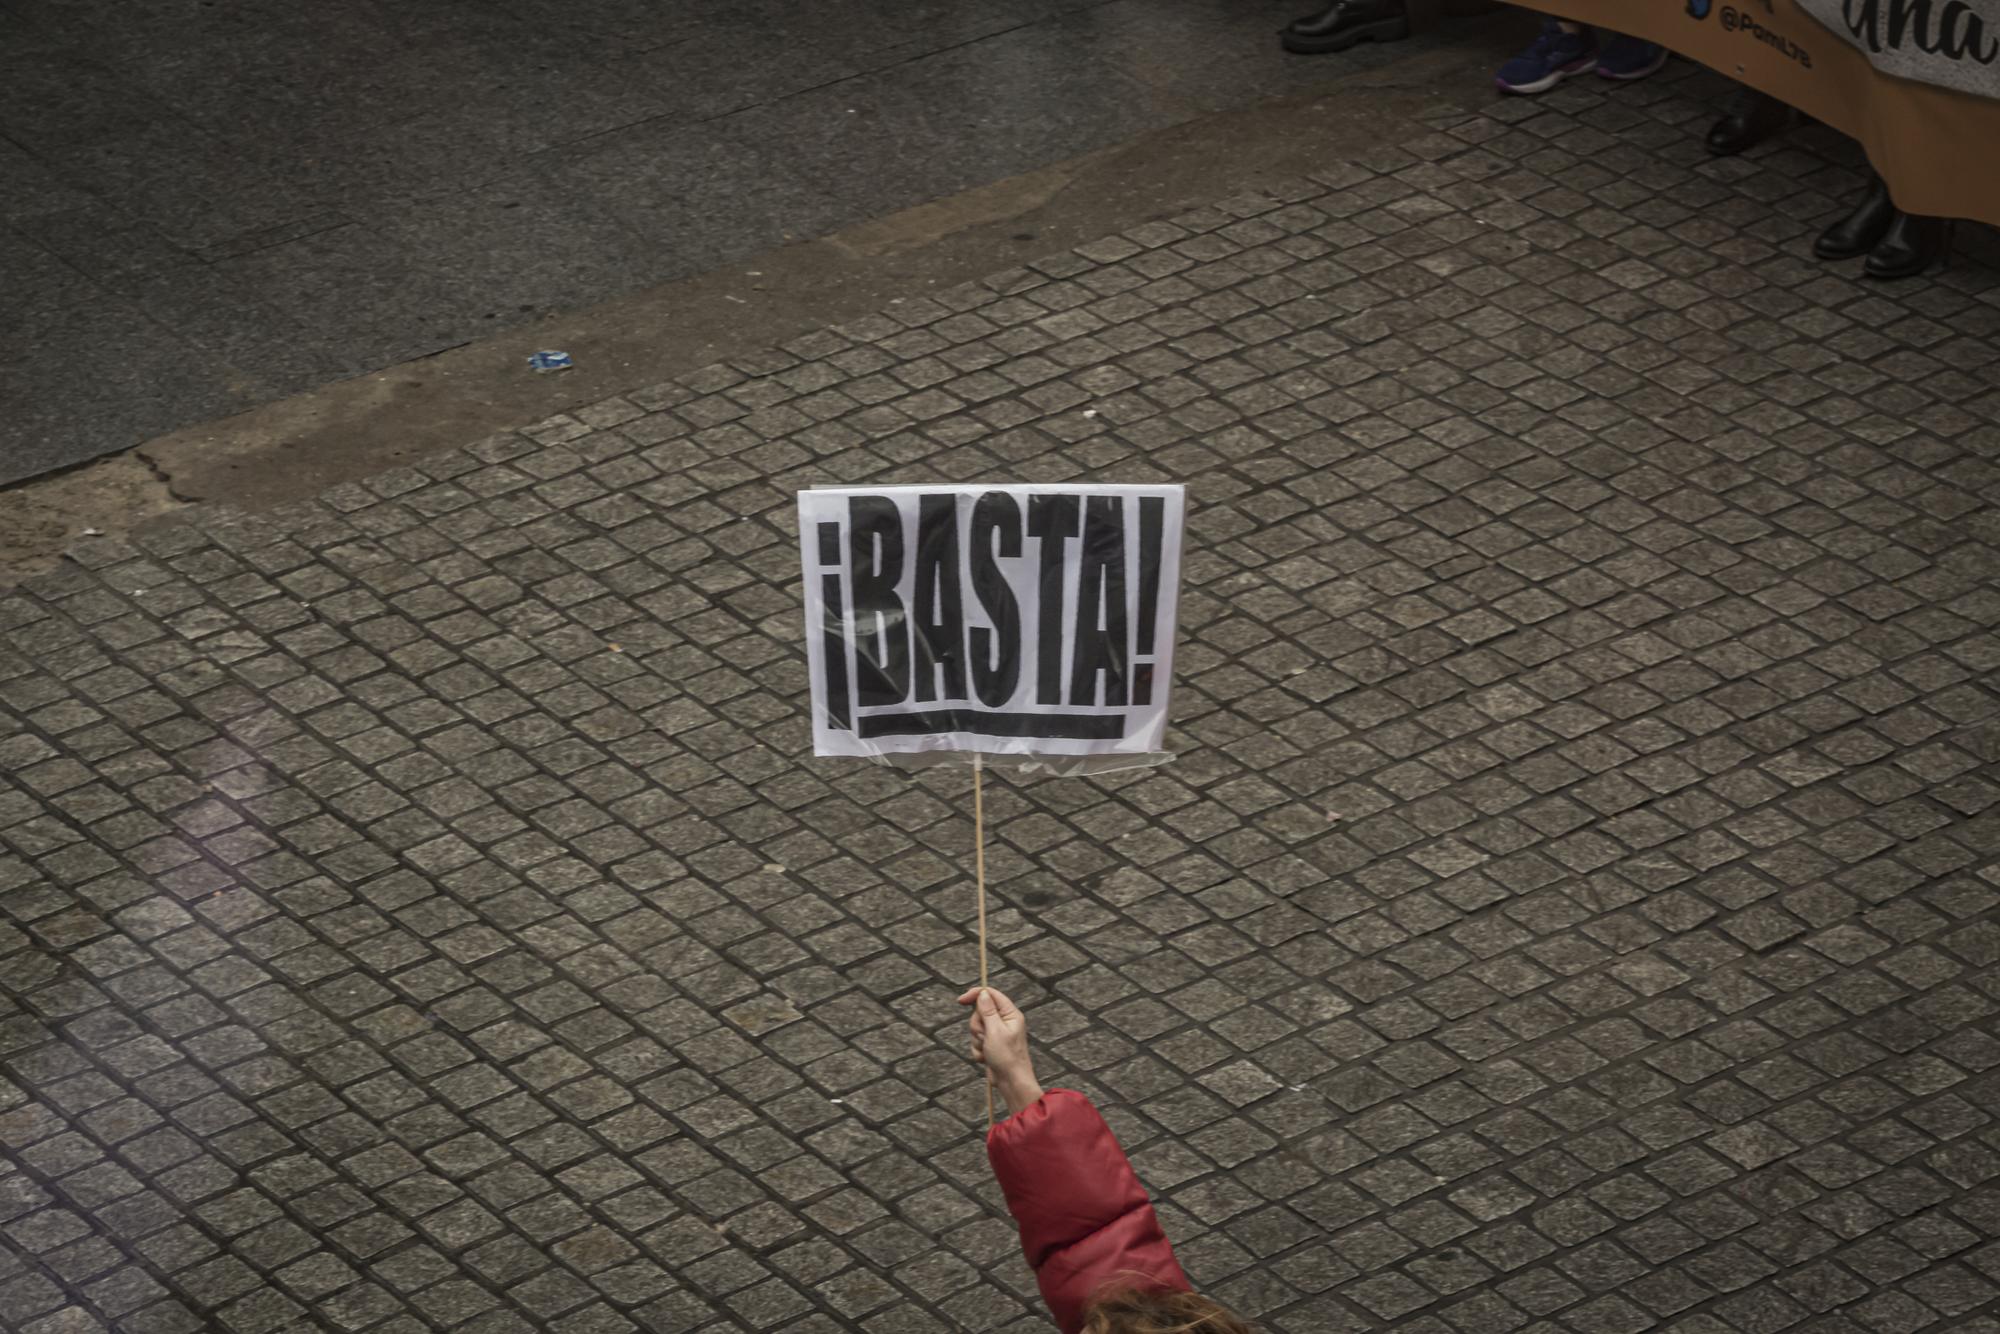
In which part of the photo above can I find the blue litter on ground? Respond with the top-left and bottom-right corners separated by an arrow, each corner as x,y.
528,350 -> 574,373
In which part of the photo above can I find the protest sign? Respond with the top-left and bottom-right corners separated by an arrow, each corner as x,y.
799,484 -> 1186,770
799,482 -> 1187,1121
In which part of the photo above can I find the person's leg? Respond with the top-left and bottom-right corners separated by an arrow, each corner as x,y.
1281,0 -> 1493,54
1708,84 -> 1790,155
1817,165 -> 1954,279
1865,210 -> 1952,279
1815,170 -> 1896,261
1495,14 -> 1597,94
1596,30 -> 1669,81
1279,0 -> 1410,55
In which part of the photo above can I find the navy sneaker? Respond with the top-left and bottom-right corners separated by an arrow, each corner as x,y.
1597,33 -> 1669,80
1495,20 -> 1597,95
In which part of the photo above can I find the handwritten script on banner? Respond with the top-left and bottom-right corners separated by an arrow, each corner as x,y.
799,485 -> 1186,763
1798,0 -> 1999,98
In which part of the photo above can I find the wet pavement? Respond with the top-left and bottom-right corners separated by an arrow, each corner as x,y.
0,0 -> 1467,486
4,59 -> 2000,1334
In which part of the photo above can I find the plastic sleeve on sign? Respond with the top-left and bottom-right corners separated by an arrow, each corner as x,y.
798,484 -> 1186,775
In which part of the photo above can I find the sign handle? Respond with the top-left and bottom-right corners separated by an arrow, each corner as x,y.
975,751 -> 994,1128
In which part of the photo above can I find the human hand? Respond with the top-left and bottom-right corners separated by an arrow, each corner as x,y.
957,986 -> 1043,1115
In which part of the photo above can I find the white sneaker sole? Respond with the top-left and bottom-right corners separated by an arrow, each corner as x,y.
1599,49 -> 1670,81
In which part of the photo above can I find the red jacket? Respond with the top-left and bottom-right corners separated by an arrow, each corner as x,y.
986,1089 -> 1192,1333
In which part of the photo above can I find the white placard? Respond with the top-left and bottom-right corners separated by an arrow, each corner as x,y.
799,484 -> 1186,763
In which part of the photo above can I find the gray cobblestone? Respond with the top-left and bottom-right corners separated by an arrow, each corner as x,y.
3,62 -> 2000,1334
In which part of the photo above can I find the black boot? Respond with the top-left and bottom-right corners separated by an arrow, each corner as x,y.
1706,87 -> 1788,156
1280,0 -> 1410,54
1864,213 -> 1952,280
1814,177 -> 1895,260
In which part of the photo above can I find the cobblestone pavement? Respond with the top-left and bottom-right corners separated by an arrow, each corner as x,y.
5,64 -> 2000,1334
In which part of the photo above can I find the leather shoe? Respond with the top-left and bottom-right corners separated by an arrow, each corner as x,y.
1706,87 -> 1788,156
1814,177 -> 1895,260
1281,0 -> 1410,53
1864,212 -> 1952,280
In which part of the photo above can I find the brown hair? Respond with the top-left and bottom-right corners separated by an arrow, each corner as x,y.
1081,1288 -> 1257,1334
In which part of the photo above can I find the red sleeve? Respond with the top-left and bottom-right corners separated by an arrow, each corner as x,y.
986,1089 -> 1191,1334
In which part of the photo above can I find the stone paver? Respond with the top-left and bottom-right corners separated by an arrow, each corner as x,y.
5,64 -> 2000,1334
1,0 -> 1457,485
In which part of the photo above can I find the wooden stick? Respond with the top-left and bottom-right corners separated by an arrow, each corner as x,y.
974,751 -> 993,1127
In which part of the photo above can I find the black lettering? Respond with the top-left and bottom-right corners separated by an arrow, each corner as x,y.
847,496 -> 908,707
857,710 -> 1124,740
1940,0 -> 1998,59
912,494 -> 965,703
1027,494 -> 1080,706
1134,496 -> 1163,706
1847,0 -> 1885,50
1889,0 -> 1923,50
1846,0 -> 1994,59
820,573 -> 852,729
817,519 -> 851,730
968,492 -> 1022,708
1069,496 -> 1129,708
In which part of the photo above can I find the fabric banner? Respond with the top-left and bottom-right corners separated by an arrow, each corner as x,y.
1533,0 -> 2000,227
799,484 -> 1186,767
1796,0 -> 2000,98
